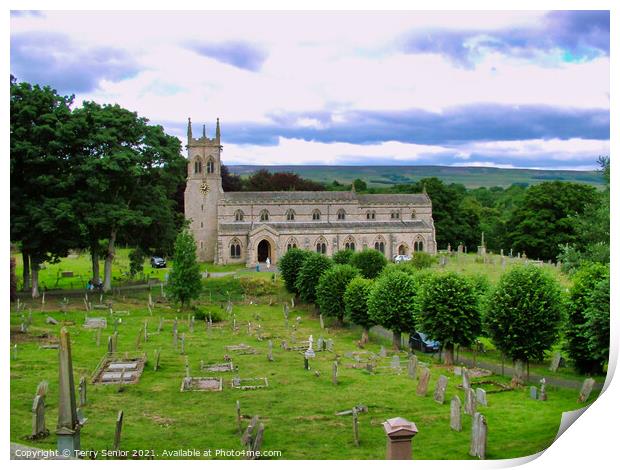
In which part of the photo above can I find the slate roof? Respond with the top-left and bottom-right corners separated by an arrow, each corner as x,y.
220,191 -> 430,205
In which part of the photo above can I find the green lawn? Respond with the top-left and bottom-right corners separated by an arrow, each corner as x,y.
10,273 -> 600,460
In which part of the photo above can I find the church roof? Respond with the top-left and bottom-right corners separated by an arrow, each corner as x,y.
219,219 -> 432,232
220,191 -> 430,205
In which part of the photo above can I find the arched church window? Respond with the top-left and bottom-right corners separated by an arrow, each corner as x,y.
337,209 -> 346,220
194,160 -> 202,174
391,211 -> 400,219
312,209 -> 321,220
286,209 -> 296,221
259,210 -> 269,222
366,210 -> 375,220
411,209 -> 417,219
316,242 -> 327,254
235,210 -> 244,222
206,158 -> 215,174
414,239 -> 424,252
230,240 -> 241,258
374,241 -> 385,254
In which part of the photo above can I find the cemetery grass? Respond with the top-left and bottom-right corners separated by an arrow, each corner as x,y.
10,276 -> 599,460
12,249 -> 246,291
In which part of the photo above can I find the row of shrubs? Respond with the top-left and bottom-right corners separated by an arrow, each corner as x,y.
279,248 -> 610,373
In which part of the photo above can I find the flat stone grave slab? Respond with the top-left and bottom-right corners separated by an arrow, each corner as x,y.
231,377 -> 269,390
181,377 -> 223,392
201,362 -> 235,372
83,318 -> 107,329
91,354 -> 145,385
281,340 -> 310,351
225,343 -> 258,355
470,380 -> 513,394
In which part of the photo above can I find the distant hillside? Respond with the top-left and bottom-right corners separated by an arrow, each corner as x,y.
228,165 -> 604,189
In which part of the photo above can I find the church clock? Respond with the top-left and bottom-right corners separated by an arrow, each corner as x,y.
200,181 -> 209,195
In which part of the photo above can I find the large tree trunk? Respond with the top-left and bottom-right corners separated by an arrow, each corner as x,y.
361,327 -> 369,344
392,331 -> 401,351
31,261 -> 40,299
443,343 -> 454,365
103,230 -> 117,292
91,246 -> 101,284
22,251 -> 30,292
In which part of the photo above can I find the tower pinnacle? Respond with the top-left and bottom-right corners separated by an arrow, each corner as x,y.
187,117 -> 193,142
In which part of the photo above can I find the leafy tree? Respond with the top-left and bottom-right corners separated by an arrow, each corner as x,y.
368,270 -> 418,350
506,181 -> 598,261
563,263 -> 609,373
416,272 -> 481,364
315,264 -> 360,325
295,252 -> 333,304
584,274 -> 610,370
70,101 -> 185,291
409,252 -> 434,269
278,248 -> 311,294
245,169 -> 326,191
221,164 -> 243,192
166,230 -> 203,307
10,76 -> 80,297
350,249 -> 387,279
353,178 -> 367,191
129,247 -> 146,279
332,249 -> 354,265
484,265 -> 565,383
344,276 -> 375,343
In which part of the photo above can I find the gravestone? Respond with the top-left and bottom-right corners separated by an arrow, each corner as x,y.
46,317 -> 59,325
320,314 -> 325,329
181,377 -> 223,392
464,388 -> 477,416
416,367 -> 430,396
231,377 -> 269,390
462,368 -> 471,389
326,339 -> 334,352
36,381 -> 48,398
450,396 -> 462,432
332,361 -> 338,385
391,355 -> 401,372
56,328 -> 81,454
469,412 -> 487,459
578,378 -> 595,403
154,350 -> 161,371
317,337 -> 324,351
78,377 -> 87,407
539,378 -> 548,401
529,386 -> 538,400
83,317 -> 106,329
113,410 -> 123,451
407,355 -> 418,380
352,409 -> 360,447
379,346 -> 387,358
476,388 -> 487,406
267,340 -> 273,362
181,333 -> 186,355
190,316 -> 195,333
31,395 -> 49,439
549,353 -> 563,372
453,366 -> 462,376
434,375 -> 448,404
144,321 -> 148,343
236,400 -> 242,435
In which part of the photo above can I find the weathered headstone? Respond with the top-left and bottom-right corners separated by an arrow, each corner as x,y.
267,340 -> 273,362
144,321 -> 148,343
326,339 -> 334,352
469,412 -> 487,459
352,409 -> 360,447
31,395 -> 49,439
190,316 -> 195,333
56,328 -> 81,454
464,388 -> 477,416
379,345 -> 387,357
46,317 -> 59,325
180,333 -> 186,355
332,361 -> 338,385
113,410 -> 123,451
391,355 -> 401,372
462,368 -> 471,389
529,386 -> 538,400
416,367 -> 430,396
578,378 -> 595,403
453,366 -> 462,376
450,396 -> 462,432
476,388 -> 487,406
320,314 -> 325,329
36,381 -> 48,398
407,355 -> 418,380
434,375 -> 448,404
153,349 -> 161,371
78,377 -> 87,407
549,352 -> 563,372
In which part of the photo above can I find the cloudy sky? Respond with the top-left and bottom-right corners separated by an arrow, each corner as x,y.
10,10 -> 610,169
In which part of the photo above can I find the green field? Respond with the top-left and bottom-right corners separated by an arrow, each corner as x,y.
10,256 -> 602,460
228,165 -> 604,189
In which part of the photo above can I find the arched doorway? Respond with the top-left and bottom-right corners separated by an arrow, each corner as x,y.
257,239 -> 271,262
398,244 -> 408,255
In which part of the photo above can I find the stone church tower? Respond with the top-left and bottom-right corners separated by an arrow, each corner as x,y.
184,118 -> 223,262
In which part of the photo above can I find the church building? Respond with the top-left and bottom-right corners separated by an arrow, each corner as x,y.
184,119 -> 437,266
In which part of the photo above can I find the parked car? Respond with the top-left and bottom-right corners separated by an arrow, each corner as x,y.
393,254 -> 412,263
409,331 -> 440,353
150,256 -> 167,268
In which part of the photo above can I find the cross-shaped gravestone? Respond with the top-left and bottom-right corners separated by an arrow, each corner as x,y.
450,396 -> 462,432
434,375 -> 448,404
